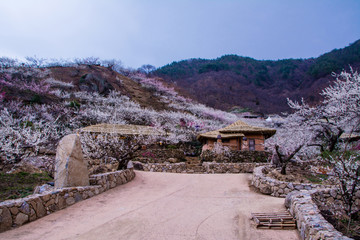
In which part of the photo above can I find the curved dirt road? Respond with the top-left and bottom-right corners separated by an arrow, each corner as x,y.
0,171 -> 299,240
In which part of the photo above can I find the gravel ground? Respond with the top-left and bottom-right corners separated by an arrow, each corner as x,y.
0,171 -> 300,240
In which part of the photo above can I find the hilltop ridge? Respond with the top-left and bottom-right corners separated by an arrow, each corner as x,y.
154,39 -> 360,114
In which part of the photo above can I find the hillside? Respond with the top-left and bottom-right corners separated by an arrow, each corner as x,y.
1,65 -> 170,111
0,63 -> 239,171
154,39 -> 360,114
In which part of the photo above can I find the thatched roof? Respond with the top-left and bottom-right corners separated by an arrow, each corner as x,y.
197,120 -> 276,140
340,133 -> 360,141
197,130 -> 245,140
80,124 -> 165,136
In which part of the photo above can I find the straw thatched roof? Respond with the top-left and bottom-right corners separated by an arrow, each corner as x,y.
197,120 -> 276,140
340,133 -> 360,141
197,130 -> 245,140
80,124 -> 165,136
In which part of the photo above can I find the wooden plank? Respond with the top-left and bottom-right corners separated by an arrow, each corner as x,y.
251,212 -> 296,230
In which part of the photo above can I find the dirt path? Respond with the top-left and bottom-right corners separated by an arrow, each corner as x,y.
0,171 -> 300,240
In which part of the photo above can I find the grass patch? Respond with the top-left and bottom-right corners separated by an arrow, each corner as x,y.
305,173 -> 328,184
0,172 -> 53,202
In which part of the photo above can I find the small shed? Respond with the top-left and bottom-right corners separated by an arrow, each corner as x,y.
197,120 -> 276,151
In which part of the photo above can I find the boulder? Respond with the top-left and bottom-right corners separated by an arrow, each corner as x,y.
0,208 -> 12,232
7,156 -> 55,175
127,161 -> 134,169
33,184 -> 53,194
168,158 -> 178,163
259,184 -> 272,195
54,134 -> 89,188
7,162 -> 43,174
14,213 -> 29,226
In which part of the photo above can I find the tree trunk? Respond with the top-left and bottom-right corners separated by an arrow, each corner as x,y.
275,144 -> 303,175
280,163 -> 287,175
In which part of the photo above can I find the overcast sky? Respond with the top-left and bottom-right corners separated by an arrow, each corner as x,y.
0,0 -> 359,69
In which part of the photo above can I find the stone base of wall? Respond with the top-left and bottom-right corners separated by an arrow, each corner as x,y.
0,168 -> 135,233
285,190 -> 353,240
201,150 -> 270,163
133,161 -> 269,174
251,166 -> 333,197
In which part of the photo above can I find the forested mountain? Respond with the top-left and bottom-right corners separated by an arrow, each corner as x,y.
154,39 -> 360,114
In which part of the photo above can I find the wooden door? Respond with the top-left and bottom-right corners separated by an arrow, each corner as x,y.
249,139 -> 255,151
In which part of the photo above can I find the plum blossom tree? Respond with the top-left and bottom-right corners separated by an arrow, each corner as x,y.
80,131 -> 156,170
287,69 -> 360,153
266,115 -> 313,174
325,150 -> 360,230
25,56 -> 47,68
0,57 -> 18,69
274,69 -> 360,232
0,107 -> 64,162
268,69 -> 360,175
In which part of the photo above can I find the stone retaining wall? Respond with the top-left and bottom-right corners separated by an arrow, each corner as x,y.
133,161 -> 269,174
285,190 -> 353,240
0,168 -> 135,233
312,188 -> 360,213
251,166 -> 332,197
201,150 -> 270,163
134,149 -> 186,163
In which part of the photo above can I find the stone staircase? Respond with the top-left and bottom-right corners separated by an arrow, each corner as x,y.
185,157 -> 205,173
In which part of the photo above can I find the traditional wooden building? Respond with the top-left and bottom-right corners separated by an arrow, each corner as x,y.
197,120 -> 276,151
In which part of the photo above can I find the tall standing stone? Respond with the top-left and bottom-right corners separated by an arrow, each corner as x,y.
55,134 -> 89,188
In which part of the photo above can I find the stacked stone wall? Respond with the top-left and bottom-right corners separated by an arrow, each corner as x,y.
134,149 -> 186,163
285,190 -> 357,240
0,169 -> 135,232
201,150 -> 270,163
133,161 -> 269,174
251,166 -> 332,197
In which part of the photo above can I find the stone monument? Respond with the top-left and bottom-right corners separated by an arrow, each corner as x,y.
54,134 -> 89,188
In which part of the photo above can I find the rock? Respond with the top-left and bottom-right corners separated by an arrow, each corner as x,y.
34,184 -> 54,194
9,207 -> 19,215
7,156 -> 54,175
41,194 -> 51,202
168,158 -> 178,163
30,209 -> 37,221
58,197 -> 66,210
45,199 -> 55,207
66,197 -> 75,206
54,134 -> 89,188
38,147 -> 56,155
133,162 -> 144,170
7,163 -> 43,174
127,161 -> 134,169
0,207 -> 12,232
259,184 -> 272,195
36,201 -> 46,218
14,213 -> 29,226
19,202 -> 31,215
74,193 -> 82,202
87,191 -> 94,198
